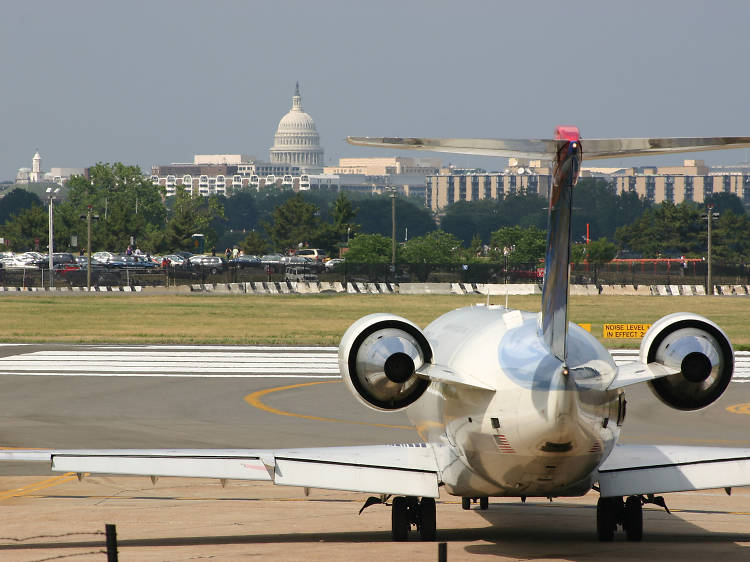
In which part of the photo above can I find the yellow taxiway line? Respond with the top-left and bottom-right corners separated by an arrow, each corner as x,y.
727,402 -> 750,415
0,472 -> 80,502
244,380 -> 412,430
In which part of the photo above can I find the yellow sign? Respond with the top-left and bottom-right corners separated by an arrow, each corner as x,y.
603,323 -> 652,339
578,323 -> 591,332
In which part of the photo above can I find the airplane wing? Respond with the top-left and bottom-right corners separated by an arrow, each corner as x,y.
347,136 -> 750,160
0,444 -> 440,498
596,444 -> 750,497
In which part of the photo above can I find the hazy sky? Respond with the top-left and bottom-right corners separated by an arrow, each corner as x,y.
3,0 -> 750,181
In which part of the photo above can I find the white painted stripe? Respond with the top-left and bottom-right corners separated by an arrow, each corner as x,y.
93,345 -> 339,352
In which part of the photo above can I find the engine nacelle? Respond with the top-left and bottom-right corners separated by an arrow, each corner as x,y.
640,312 -> 734,410
339,313 -> 432,411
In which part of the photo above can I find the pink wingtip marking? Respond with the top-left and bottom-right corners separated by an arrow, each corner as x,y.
554,126 -> 580,142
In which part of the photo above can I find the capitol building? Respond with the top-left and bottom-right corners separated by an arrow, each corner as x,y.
269,82 -> 324,173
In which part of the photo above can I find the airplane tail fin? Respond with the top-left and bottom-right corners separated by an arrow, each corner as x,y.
540,126 -> 582,362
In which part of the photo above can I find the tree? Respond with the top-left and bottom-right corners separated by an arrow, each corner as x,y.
0,188 -> 42,225
585,237 -> 618,284
401,230 -> 463,264
240,230 -> 270,255
615,202 -> 703,257
705,192 -> 746,216
330,192 -> 358,240
59,163 -> 166,253
150,188 -> 225,252
0,204 -> 48,251
344,233 -> 393,263
355,194 -> 435,239
263,193 -> 322,252
710,210 -> 750,263
489,226 -> 546,266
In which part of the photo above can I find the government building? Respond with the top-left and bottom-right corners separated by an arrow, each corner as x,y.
426,158 -> 750,212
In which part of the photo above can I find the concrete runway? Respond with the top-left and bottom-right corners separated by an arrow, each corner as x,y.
0,344 -> 748,560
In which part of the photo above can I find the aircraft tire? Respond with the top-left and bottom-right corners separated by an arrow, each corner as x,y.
479,497 -> 489,510
624,496 -> 643,541
461,497 -> 471,510
419,497 -> 436,541
596,497 -> 618,542
392,496 -> 410,541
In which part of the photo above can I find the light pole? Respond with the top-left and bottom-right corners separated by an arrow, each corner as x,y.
385,186 -> 397,267
80,206 -> 100,291
46,187 -> 60,288
703,204 -> 719,295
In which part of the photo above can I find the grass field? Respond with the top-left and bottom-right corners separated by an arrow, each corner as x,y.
0,293 -> 749,349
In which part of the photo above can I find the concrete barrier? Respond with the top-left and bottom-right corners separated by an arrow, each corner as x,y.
378,282 -> 393,294
397,283 -> 452,295
450,283 -> 464,295
668,284 -> 681,296
252,282 -> 266,294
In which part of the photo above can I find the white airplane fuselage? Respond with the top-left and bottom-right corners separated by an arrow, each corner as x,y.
407,305 -> 623,498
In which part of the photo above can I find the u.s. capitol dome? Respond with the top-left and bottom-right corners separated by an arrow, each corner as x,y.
269,83 -> 324,172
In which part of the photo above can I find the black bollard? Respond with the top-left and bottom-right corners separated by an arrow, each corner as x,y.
105,523 -> 118,562
438,541 -> 447,562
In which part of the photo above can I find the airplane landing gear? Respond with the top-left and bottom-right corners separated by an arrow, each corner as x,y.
461,496 -> 489,510
391,496 -> 437,541
597,495 -> 643,542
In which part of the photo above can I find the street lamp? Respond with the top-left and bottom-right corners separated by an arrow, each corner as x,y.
80,206 -> 100,291
702,204 -> 720,295
46,187 -> 60,288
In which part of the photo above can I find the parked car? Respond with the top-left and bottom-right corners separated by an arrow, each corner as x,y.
284,255 -> 324,273
230,255 -> 262,269
189,255 -> 227,274
284,266 -> 318,282
92,252 -> 127,268
164,254 -> 187,268
4,252 -> 42,269
260,254 -> 284,272
324,258 -> 345,270
119,255 -> 158,269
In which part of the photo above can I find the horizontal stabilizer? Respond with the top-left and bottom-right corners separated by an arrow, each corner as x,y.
347,136 -> 557,159
416,363 -> 496,390
598,444 -> 750,497
607,361 -> 679,390
347,136 -> 750,160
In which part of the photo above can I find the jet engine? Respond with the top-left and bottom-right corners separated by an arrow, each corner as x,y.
640,312 -> 734,410
339,313 -> 432,411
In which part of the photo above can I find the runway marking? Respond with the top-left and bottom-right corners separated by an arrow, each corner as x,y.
726,402 -> 750,415
0,473 -> 79,503
244,381 -> 412,430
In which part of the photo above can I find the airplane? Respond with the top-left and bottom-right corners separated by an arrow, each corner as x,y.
3,128 -> 750,543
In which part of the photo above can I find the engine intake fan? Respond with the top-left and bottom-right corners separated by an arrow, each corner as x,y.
641,313 -> 734,410
339,314 -> 432,411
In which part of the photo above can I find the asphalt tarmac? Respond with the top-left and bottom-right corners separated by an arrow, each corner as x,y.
0,344 -> 748,561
